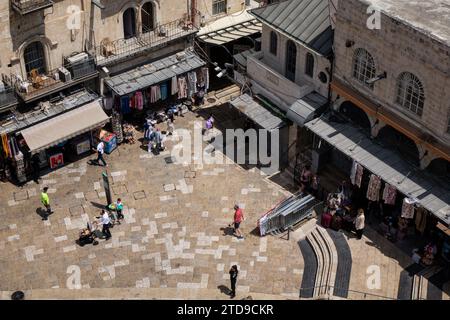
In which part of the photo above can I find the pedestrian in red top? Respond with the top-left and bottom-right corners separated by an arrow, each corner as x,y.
230,204 -> 244,239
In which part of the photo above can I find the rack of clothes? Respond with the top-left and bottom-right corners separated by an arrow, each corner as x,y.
114,67 -> 209,115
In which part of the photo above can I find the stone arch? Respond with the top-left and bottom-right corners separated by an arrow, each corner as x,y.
140,1 -> 157,33
424,157 -> 450,178
120,3 -> 139,39
339,101 -> 372,133
17,35 -> 53,78
377,125 -> 420,166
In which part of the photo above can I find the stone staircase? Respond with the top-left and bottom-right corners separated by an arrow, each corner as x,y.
306,226 -> 338,298
411,266 -> 443,300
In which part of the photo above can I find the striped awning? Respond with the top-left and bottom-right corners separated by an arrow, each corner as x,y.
198,19 -> 262,45
20,100 -> 109,154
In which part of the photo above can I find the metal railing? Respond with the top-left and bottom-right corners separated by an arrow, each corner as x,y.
5,53 -> 97,103
92,18 -> 199,66
299,285 -> 398,300
0,85 -> 18,111
11,0 -> 54,14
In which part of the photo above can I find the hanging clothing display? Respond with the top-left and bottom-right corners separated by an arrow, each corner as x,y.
355,163 -> 363,187
160,82 -> 169,101
366,174 -> 381,201
382,183 -> 397,205
149,86 -> 161,103
178,77 -> 188,99
415,207 -> 427,234
135,91 -> 144,110
171,76 -> 178,95
1,134 -> 11,158
120,96 -> 131,114
350,160 -> 357,185
202,67 -> 209,93
187,71 -> 197,98
401,198 -> 416,219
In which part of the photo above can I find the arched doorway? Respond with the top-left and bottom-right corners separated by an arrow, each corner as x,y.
377,125 -> 420,166
123,8 -> 137,39
425,158 -> 450,181
24,41 -> 46,76
339,101 -> 371,134
141,2 -> 155,33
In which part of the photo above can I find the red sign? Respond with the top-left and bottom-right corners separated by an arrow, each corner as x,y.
49,153 -> 64,169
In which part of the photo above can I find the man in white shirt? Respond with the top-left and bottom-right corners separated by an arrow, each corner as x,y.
96,141 -> 107,167
99,210 -> 112,240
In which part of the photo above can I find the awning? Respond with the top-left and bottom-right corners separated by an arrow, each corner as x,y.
229,94 -> 286,130
198,19 -> 262,46
105,51 -> 206,96
305,117 -> 450,225
286,92 -> 328,127
20,100 -> 109,154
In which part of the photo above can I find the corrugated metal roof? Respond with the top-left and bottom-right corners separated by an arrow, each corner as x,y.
250,0 -> 333,56
229,94 -> 286,130
305,117 -> 450,225
105,51 -> 206,96
286,92 -> 327,126
198,19 -> 262,45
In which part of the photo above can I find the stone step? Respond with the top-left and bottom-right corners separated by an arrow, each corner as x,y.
306,225 -> 339,299
0,287 -> 292,300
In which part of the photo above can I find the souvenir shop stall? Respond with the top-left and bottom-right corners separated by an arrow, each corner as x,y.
304,116 -> 450,267
103,50 -> 208,142
0,99 -> 110,183
0,90 -> 106,183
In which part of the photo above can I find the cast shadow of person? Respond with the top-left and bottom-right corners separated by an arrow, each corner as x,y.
218,285 -> 232,296
220,225 -> 235,237
35,208 -> 50,221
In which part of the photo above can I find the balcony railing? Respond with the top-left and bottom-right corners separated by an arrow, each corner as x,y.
6,53 -> 98,104
92,18 -> 199,67
0,84 -> 18,113
11,0 -> 54,15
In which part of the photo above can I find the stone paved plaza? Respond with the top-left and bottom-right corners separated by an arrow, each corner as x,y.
0,108 -> 448,300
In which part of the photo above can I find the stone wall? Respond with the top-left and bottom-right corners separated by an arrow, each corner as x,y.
334,0 -> 450,146
260,24 -> 331,98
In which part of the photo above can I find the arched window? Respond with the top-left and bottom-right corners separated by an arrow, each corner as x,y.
285,40 -> 297,82
141,2 -> 155,33
269,31 -> 277,55
352,48 -> 376,88
123,8 -> 137,39
396,72 -> 425,116
24,41 -> 46,76
305,52 -> 314,78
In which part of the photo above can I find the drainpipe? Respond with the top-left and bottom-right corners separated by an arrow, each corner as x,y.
326,51 -> 335,112
191,0 -> 197,27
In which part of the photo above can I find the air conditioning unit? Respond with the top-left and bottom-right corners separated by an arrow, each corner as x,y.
66,52 -> 89,64
58,67 -> 72,82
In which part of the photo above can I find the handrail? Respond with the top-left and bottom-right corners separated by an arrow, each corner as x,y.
300,284 -> 399,300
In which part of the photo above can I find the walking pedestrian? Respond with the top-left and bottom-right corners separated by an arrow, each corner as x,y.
95,141 -> 107,167
40,187 -> 53,219
31,153 -> 41,184
166,118 -> 174,136
354,208 -> 365,239
115,198 -> 124,220
230,204 -> 244,239
99,209 -> 112,240
229,265 -> 238,298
